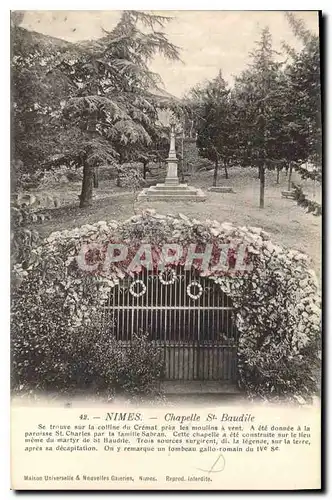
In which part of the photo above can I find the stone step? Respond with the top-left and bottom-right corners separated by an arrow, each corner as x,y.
155,183 -> 189,190
139,195 -> 206,202
138,185 -> 207,202
148,188 -> 198,195
138,187 -> 206,202
160,381 -> 241,395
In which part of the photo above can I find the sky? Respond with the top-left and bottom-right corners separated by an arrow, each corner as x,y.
20,10 -> 319,98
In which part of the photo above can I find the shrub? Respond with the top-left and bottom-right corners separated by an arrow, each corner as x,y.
11,201 -> 47,273
116,332 -> 164,397
38,166 -> 83,187
11,268 -> 73,391
232,264 -> 320,402
11,269 -> 164,398
117,164 -> 146,189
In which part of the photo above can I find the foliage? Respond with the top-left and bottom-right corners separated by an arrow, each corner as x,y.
291,183 -> 322,216
11,267 -> 163,398
193,71 -> 237,184
221,255 -> 320,401
37,165 -> 83,187
11,200 -> 48,276
116,333 -> 164,398
283,13 -> 321,172
292,164 -> 322,183
234,27 -> 287,207
117,164 -> 146,213
11,25 -> 79,175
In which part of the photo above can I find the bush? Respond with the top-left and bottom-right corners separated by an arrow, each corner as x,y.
232,264 -> 321,402
116,333 -> 164,397
11,270 -> 163,398
38,166 -> 83,187
11,268 -> 73,391
11,201 -> 47,272
117,164 -> 146,188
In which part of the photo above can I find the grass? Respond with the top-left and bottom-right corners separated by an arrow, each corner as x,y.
32,166 -> 321,279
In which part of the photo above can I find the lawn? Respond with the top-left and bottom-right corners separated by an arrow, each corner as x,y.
33,166 -> 322,279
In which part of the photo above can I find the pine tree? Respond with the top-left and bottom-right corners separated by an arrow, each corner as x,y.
234,27 -> 283,208
191,71 -> 237,185
283,12 -> 321,181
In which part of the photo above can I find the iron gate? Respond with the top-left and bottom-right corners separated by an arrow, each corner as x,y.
102,266 -> 238,381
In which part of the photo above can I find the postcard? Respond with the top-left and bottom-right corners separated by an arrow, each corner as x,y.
10,9 -> 322,490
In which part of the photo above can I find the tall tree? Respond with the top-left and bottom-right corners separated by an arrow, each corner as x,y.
11,24 -> 79,187
283,12 -> 321,181
234,27 -> 284,208
56,11 -> 180,207
192,71 -> 237,185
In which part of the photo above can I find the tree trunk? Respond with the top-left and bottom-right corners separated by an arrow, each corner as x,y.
224,161 -> 229,180
276,167 -> 280,184
287,162 -> 293,191
82,60 -> 98,206
142,161 -> 148,180
213,157 -> 218,187
259,164 -> 265,209
117,156 -> 125,187
258,166 -> 261,179
93,166 -> 99,188
80,163 -> 94,208
179,156 -> 185,183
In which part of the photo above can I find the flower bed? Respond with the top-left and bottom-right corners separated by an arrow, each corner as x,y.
12,209 -> 321,401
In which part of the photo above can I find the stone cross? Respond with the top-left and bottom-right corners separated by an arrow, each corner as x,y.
165,124 -> 179,186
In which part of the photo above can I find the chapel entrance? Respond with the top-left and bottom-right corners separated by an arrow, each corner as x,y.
103,266 -> 238,381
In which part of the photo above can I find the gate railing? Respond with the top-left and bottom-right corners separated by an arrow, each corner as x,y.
102,266 -> 238,380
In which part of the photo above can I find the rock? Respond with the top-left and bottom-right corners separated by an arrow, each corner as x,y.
265,241 -> 275,254
144,208 -> 156,215
210,227 -> 220,237
260,230 -> 270,240
178,213 -> 191,223
151,213 -> 166,220
249,226 -> 262,235
293,394 -> 307,405
221,222 -> 234,231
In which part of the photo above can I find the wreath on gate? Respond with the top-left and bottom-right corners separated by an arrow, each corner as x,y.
158,269 -> 176,286
186,280 -> 203,300
129,279 -> 146,298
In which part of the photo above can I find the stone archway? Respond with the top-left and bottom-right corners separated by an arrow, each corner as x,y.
13,210 -> 320,399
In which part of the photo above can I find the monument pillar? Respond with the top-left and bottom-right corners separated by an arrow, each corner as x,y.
137,122 -> 206,202
165,125 -> 179,186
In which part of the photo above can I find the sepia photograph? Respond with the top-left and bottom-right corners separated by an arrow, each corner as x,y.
9,8 -> 322,490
